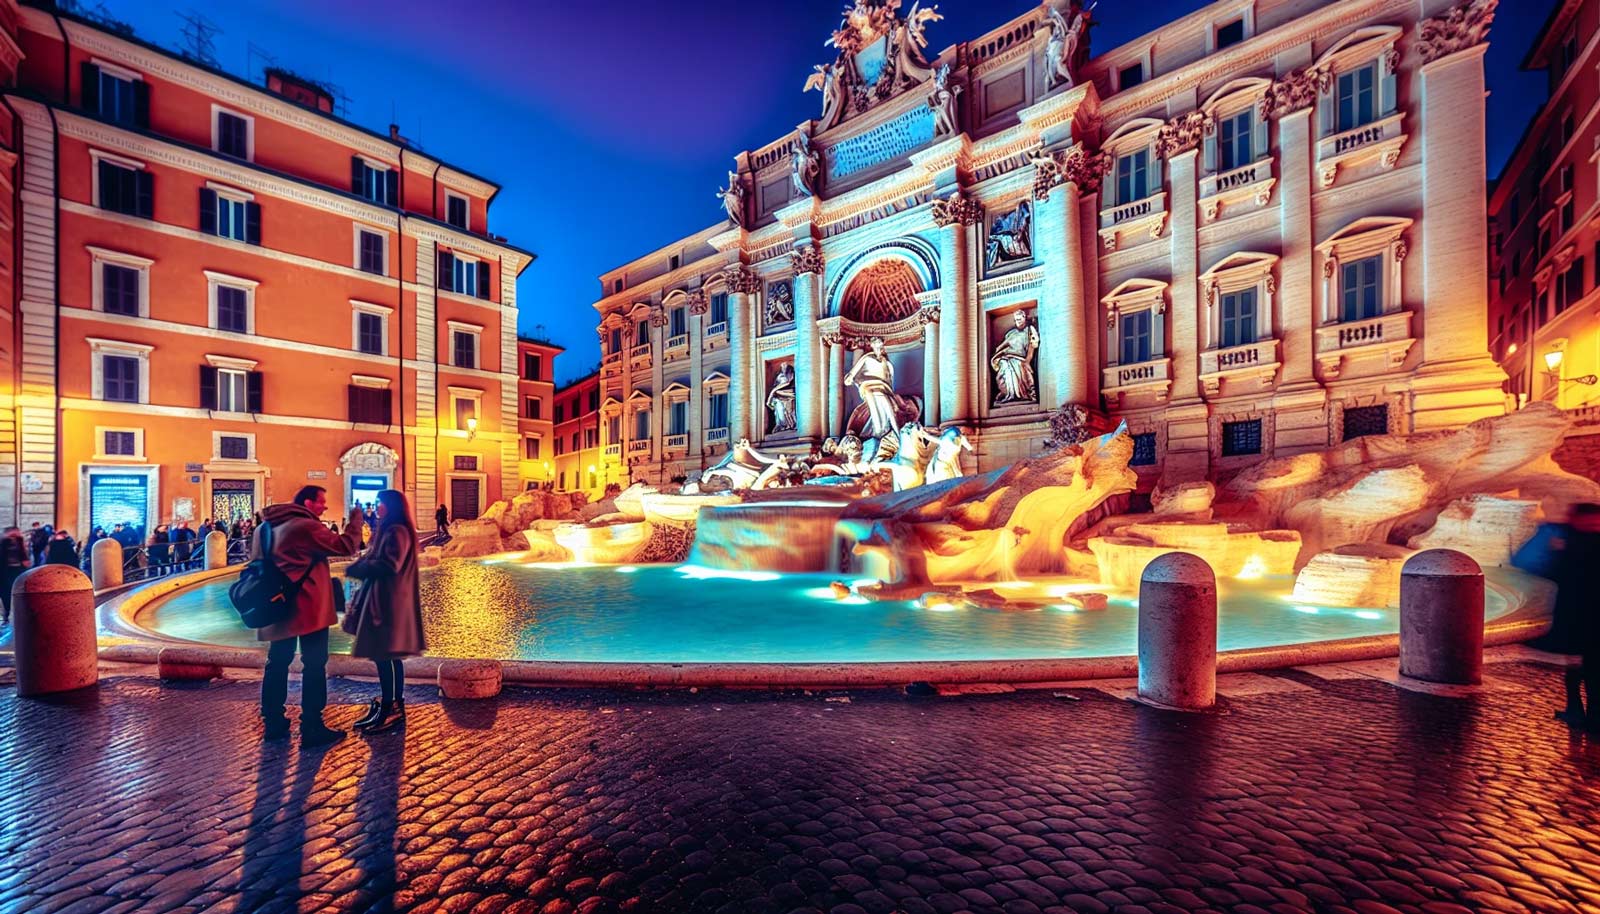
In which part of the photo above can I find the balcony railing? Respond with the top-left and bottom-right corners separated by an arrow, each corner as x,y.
628,439 -> 651,454
1097,191 -> 1168,252
1198,157 -> 1276,221
1199,338 -> 1281,394
707,321 -> 728,337
664,433 -> 688,450
706,427 -> 730,444
665,333 -> 689,353
1101,357 -> 1172,397
1314,310 -> 1415,379
1316,112 -> 1407,187
603,443 -> 621,459
629,343 -> 651,360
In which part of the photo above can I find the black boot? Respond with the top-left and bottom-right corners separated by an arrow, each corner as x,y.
352,698 -> 383,730
365,698 -> 406,734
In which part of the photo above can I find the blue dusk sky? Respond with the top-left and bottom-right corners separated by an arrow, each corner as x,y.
96,0 -> 1556,383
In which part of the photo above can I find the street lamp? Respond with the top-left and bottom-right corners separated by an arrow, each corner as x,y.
1543,345 -> 1599,401
466,415 -> 479,441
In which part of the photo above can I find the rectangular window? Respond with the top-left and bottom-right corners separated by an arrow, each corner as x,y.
454,398 -> 476,430
710,293 -> 728,325
1217,109 -> 1253,171
90,67 -> 142,126
670,307 -> 687,338
669,401 -> 687,436
1561,196 -> 1576,234
453,455 -> 479,472
348,386 -> 392,425
216,111 -> 249,159
452,331 -> 477,369
636,321 -> 650,346
524,437 -> 541,460
438,252 -> 490,299
1215,18 -> 1245,49
215,368 -> 248,413
446,195 -> 469,230
1130,432 -> 1158,467
1116,149 -> 1150,204
215,285 -> 250,334
1336,64 -> 1377,133
635,410 -> 650,441
97,160 -> 152,218
523,353 -> 542,380
102,264 -> 140,316
102,355 -> 139,403
609,328 -> 623,353
1340,255 -> 1383,321
218,435 -> 250,460
1221,419 -> 1263,457
199,188 -> 260,245
1342,405 -> 1389,442
555,402 -> 564,423
356,312 -> 385,355
524,397 -> 541,420
589,390 -> 599,411
352,158 -> 397,206
104,430 -> 137,457
1219,288 -> 1258,348
555,438 -> 564,456
1120,309 -> 1152,364
1118,62 -> 1144,90
708,392 -> 729,430
358,230 -> 386,275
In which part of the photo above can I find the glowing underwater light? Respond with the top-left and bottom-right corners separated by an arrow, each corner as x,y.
1235,555 -> 1268,580
615,566 -> 640,574
1291,605 -> 1321,615
1352,610 -> 1384,620
675,565 -> 782,583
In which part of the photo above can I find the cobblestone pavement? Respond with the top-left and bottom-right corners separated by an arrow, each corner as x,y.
2,660 -> 1599,914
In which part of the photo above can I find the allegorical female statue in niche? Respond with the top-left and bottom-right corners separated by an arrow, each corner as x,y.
990,310 -> 1039,404
767,363 -> 797,433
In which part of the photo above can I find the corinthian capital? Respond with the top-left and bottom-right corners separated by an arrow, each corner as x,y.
791,244 -> 825,276
685,290 -> 709,315
720,265 -> 763,294
1258,67 -> 1332,120
930,192 -> 984,227
1417,0 -> 1498,65
1155,111 -> 1213,159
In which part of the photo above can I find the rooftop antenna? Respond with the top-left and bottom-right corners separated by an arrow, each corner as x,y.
245,41 -> 277,84
177,10 -> 222,68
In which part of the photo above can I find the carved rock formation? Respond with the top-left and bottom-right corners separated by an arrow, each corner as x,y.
837,424 -> 1139,585
1086,522 -> 1300,590
1290,544 -> 1411,609
1216,403 -> 1600,564
1405,494 -> 1542,568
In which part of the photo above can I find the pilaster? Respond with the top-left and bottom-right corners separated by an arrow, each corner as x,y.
727,283 -> 754,441
1164,148 -> 1209,480
933,194 -> 981,423
793,247 -> 825,441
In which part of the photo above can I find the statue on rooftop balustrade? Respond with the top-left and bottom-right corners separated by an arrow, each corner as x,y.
792,132 -> 821,198
717,170 -> 747,227
804,63 -> 845,128
1044,2 -> 1092,89
928,63 -> 961,136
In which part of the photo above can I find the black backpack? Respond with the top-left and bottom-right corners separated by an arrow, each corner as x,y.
228,521 -> 315,629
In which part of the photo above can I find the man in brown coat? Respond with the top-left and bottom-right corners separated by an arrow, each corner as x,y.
256,485 -> 363,745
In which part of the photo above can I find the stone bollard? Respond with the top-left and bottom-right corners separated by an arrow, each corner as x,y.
203,530 -> 229,570
1137,551 -> 1218,711
438,659 -> 502,699
12,564 -> 98,697
90,537 -> 124,591
1400,549 -> 1484,685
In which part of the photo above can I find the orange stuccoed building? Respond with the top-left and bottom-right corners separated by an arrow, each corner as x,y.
0,0 -> 536,537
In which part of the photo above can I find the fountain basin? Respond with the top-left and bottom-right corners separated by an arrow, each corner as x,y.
686,502 -> 850,572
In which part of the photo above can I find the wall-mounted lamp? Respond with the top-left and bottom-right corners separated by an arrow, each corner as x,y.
466,416 -> 479,440
1545,345 -> 1598,388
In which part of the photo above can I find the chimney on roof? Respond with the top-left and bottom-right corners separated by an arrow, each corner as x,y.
264,68 -> 333,114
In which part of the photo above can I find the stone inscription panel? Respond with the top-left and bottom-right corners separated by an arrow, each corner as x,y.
824,106 -> 936,181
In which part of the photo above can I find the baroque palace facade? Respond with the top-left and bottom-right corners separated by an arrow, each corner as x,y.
593,0 -> 1506,489
0,0 -> 534,534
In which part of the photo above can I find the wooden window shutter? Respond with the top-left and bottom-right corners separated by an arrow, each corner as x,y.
199,365 -> 218,410
380,388 -> 393,426
384,169 -> 399,205
133,80 -> 150,128
245,202 -> 262,245
246,371 -> 264,414
351,156 -> 365,194
476,261 -> 490,299
347,384 -> 359,423
198,188 -> 217,234
438,251 -> 454,288
135,171 -> 154,218
80,62 -> 100,113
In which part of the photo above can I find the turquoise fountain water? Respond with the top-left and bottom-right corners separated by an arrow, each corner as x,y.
138,560 -> 1515,664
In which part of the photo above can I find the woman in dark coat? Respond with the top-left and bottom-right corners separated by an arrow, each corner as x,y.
344,489 -> 425,733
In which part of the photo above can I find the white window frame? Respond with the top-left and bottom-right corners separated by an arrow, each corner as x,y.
94,425 -> 145,461
447,386 -> 484,434
447,250 -> 481,297
88,58 -> 142,123
204,270 -> 259,335
1206,4 -> 1254,53
350,300 -> 393,356
87,246 -> 152,318
447,320 -> 483,369
352,224 -> 390,275
355,156 -> 396,206
211,431 -> 257,462
1113,47 -> 1154,92
444,191 -> 470,230
88,149 -> 146,210
206,182 -> 254,242
210,104 -> 255,161
88,338 -> 153,404
1316,216 -> 1412,325
1199,252 -> 1279,350
1101,279 -> 1169,366
350,374 -> 392,389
